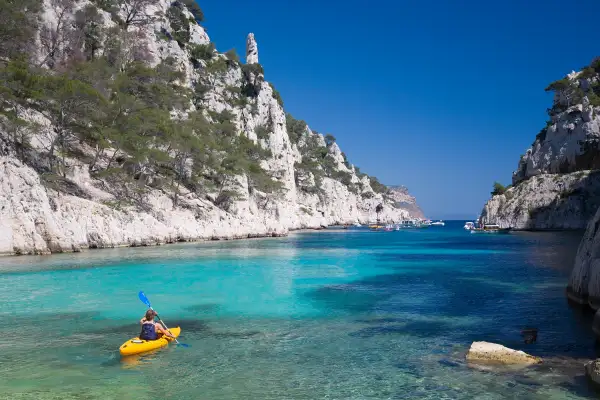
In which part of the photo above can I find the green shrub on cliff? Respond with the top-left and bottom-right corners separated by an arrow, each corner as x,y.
225,49 -> 240,64
325,134 -> 336,147
255,124 -> 270,141
545,78 -> 572,93
580,67 -> 596,79
167,3 -> 191,46
189,43 -> 215,62
269,83 -> 284,107
491,182 -> 507,196
241,63 -> 264,76
181,0 -> 204,22
286,114 -> 307,144
589,91 -> 600,107
369,177 -> 388,194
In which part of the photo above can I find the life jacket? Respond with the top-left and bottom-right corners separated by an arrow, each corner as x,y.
140,321 -> 158,341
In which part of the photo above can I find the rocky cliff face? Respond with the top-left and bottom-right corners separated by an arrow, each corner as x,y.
0,0 -> 421,255
567,204 -> 600,338
387,186 -> 425,219
482,59 -> 600,229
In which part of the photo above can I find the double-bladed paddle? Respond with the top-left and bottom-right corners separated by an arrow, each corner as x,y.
138,291 -> 190,348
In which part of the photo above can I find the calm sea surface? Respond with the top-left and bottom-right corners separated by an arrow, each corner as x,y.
0,221 -> 597,399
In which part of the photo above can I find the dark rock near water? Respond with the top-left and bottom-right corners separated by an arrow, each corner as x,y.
521,328 -> 538,344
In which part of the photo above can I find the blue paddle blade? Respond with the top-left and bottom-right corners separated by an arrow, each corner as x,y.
177,343 -> 190,348
138,291 -> 151,308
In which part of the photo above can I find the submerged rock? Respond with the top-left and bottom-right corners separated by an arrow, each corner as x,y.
521,328 -> 538,344
466,342 -> 542,365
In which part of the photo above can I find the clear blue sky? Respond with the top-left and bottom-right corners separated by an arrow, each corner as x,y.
200,0 -> 600,219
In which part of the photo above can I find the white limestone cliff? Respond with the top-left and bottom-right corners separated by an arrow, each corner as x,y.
482,59 -> 600,229
0,0 -> 420,256
387,186 -> 425,219
482,171 -> 600,230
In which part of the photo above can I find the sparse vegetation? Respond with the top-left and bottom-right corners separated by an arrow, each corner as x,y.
286,114 -> 307,144
241,63 -> 264,76
361,191 -> 374,199
255,124 -> 270,141
0,0 -> 392,213
369,176 -> 388,194
0,2 -> 284,211
545,78 -> 572,93
269,83 -> 284,107
325,134 -> 336,147
167,2 -> 191,46
300,206 -> 313,216
189,43 -> 215,62
491,182 -> 507,196
181,0 -> 204,22
225,49 -> 240,63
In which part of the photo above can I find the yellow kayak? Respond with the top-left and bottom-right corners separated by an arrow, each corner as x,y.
119,326 -> 181,356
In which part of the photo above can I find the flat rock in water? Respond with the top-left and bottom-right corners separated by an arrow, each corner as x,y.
466,341 -> 542,365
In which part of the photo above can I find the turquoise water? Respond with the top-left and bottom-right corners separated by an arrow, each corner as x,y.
0,221 -> 597,399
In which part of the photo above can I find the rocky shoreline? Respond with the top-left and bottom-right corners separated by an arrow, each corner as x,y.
0,224 -> 358,258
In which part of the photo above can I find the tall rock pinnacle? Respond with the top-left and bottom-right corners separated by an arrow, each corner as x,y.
246,33 -> 259,64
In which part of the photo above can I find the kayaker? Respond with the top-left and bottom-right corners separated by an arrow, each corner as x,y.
139,309 -> 175,341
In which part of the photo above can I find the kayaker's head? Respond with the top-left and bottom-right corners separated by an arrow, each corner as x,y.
145,309 -> 156,321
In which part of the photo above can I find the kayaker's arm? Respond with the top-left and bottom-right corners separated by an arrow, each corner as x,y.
155,322 -> 175,338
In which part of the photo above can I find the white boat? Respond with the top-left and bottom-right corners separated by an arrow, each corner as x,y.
397,219 -> 431,229
354,223 -> 362,227
420,219 -> 432,228
464,222 -> 475,230
431,220 -> 445,226
398,219 -> 417,228
470,224 -> 510,234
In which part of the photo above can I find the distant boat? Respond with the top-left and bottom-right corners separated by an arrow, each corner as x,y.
398,219 -> 430,229
354,223 -> 362,227
431,220 -> 445,226
464,222 -> 475,230
470,224 -> 511,234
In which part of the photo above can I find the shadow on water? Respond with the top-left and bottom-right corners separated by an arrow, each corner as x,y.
184,303 -> 221,314
304,284 -> 390,313
350,319 -> 450,339
557,375 -> 600,399
377,252 -> 494,263
305,238 -> 598,359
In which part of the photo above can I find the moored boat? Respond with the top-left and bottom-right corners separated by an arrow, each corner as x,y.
470,224 -> 511,234
431,220 -> 445,226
